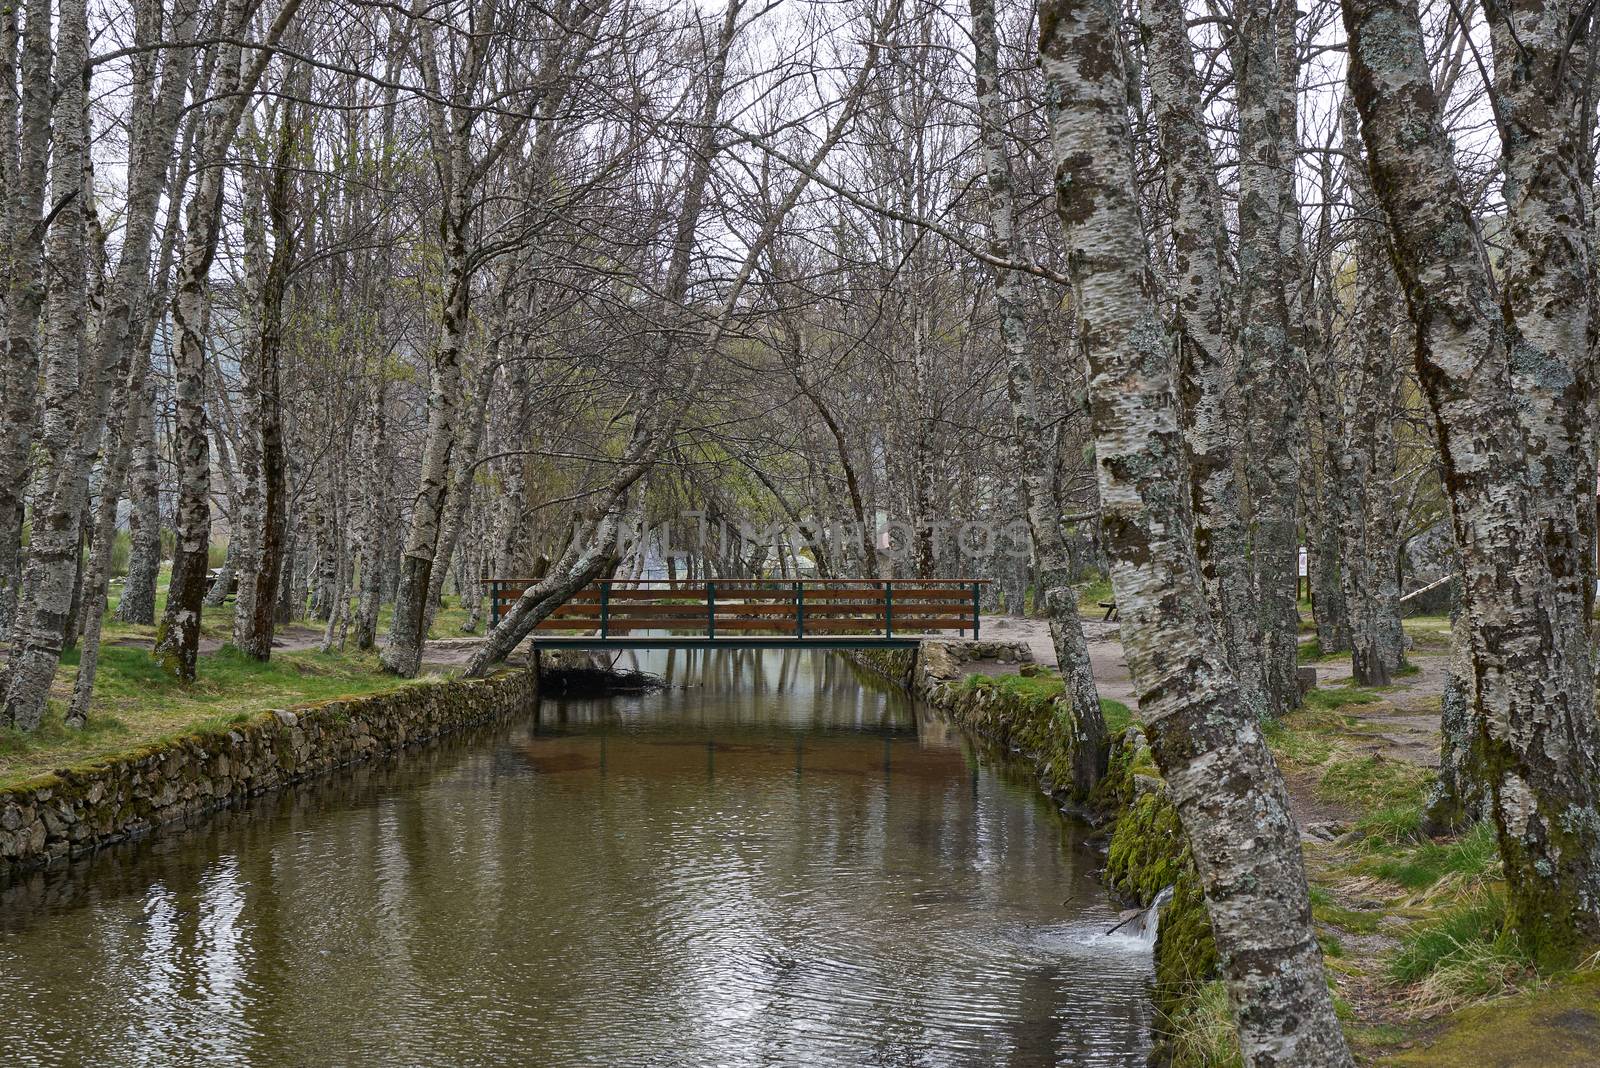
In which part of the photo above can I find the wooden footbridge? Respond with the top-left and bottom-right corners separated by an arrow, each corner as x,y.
486,578 -> 985,649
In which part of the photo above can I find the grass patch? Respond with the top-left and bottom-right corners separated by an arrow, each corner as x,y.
1298,639 -> 1348,662
1389,893 -> 1536,1012
1304,685 -> 1383,711
1391,894 -> 1506,982
0,640 -> 420,789
1075,572 -> 1113,613
1100,697 -> 1135,734
1162,980 -> 1241,1068
1318,753 -> 1432,811
1362,823 -> 1501,891
961,671 -> 1064,702
1262,717 -> 1338,769
1354,803 -> 1427,844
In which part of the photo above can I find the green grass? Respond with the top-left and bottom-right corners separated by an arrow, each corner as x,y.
1162,980 -> 1242,1068
1075,572 -> 1113,612
1262,716 -> 1339,768
1304,685 -> 1383,711
1362,823 -> 1500,890
1318,753 -> 1433,811
961,671 -> 1137,735
1389,893 -> 1530,1008
1298,638 -> 1349,662
962,671 -> 1065,702
1353,803 -> 1427,844
0,640 -> 419,788
1100,698 -> 1135,734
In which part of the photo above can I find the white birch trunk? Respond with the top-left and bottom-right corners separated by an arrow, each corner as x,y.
1038,0 -> 1353,1060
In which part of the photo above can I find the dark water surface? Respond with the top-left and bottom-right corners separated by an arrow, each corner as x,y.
0,650 -> 1151,1066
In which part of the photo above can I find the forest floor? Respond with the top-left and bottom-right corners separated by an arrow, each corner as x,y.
981,607 -> 1598,1067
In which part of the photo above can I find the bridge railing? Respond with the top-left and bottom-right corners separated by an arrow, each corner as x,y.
483,578 -> 986,640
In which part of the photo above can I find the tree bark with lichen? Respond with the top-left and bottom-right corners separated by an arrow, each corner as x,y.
970,0 -> 1104,793
1342,0 -> 1600,961
1038,0 -> 1353,1060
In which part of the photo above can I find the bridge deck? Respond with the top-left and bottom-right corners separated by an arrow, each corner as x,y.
485,578 -> 985,648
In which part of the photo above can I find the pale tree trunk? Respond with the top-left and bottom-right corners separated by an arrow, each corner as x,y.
380,0 -> 541,677
154,0 -> 305,679
69,360 -> 151,725
1140,0 -> 1268,720
1305,147 -> 1350,656
204,405 -> 241,608
381,235 -> 469,675
1234,0 -> 1303,716
970,0 -> 1103,793
1425,592 -> 1489,831
235,130 -> 294,660
354,373 -> 389,650
73,0 -> 201,697
3,0 -> 92,730
1343,0 -> 1600,960
1039,1 -> 1353,1062
1336,103 -> 1406,686
231,117 -> 271,653
117,345 -> 163,626
421,360 -> 493,636
0,0 -> 54,637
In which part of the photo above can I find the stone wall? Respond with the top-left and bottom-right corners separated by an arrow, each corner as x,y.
851,640 -> 1218,1055
0,668 -> 539,880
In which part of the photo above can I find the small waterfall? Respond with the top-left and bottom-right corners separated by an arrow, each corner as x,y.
1128,886 -> 1174,945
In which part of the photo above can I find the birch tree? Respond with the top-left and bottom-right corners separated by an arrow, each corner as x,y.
0,0 -> 54,636
1342,0 -> 1600,960
969,0 -> 1103,791
1233,0 -> 1304,716
154,0 -> 305,679
2,0 -> 91,729
1140,0 -> 1269,721
1038,0 -> 1353,1059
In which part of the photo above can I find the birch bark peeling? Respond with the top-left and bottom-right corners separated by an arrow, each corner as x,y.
1342,0 -> 1600,959
1038,0 -> 1352,1061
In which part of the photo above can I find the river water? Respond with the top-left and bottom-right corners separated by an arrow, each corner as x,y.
0,650 -> 1152,1066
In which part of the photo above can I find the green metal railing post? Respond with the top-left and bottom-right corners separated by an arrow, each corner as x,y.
972,581 -> 980,640
599,583 -> 611,639
884,581 -> 894,638
795,582 -> 805,638
707,581 -> 717,639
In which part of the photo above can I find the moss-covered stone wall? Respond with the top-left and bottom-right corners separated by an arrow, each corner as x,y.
0,668 -> 539,880
850,641 -> 1218,1056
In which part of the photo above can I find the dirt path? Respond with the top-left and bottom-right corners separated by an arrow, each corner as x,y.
982,611 -> 1449,765
979,613 -> 1138,707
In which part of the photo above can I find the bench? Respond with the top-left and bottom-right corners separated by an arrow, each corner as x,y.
1098,600 -> 1118,622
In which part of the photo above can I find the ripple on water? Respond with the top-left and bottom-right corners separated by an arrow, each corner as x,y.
0,649 -> 1151,1066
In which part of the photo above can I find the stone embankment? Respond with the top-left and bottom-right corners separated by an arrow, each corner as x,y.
1,669 -> 539,880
